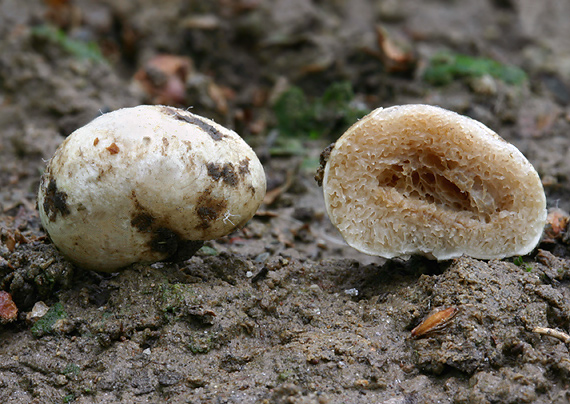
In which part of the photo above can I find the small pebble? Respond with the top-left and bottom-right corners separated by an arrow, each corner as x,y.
27,301 -> 50,323
354,379 -> 369,388
254,252 -> 271,263
309,284 -> 322,293
52,318 -> 75,334
469,74 -> 498,95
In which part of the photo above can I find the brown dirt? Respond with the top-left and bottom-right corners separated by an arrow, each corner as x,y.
2,1 -> 570,403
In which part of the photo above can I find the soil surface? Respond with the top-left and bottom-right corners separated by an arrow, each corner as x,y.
2,1 -> 570,403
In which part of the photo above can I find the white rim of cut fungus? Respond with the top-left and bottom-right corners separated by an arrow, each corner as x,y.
322,104 -> 547,260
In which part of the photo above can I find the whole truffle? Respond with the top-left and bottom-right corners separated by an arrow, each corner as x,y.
319,104 -> 547,260
38,105 -> 266,272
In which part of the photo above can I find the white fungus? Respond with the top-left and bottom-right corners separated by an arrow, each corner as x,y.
38,105 -> 266,272
318,104 -> 547,260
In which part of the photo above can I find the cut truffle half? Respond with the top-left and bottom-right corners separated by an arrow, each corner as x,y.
319,104 -> 547,260
38,105 -> 266,272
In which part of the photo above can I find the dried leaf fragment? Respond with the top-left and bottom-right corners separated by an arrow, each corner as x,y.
0,291 -> 18,324
543,208 -> 569,242
411,307 -> 458,338
374,26 -> 416,74
134,55 -> 193,105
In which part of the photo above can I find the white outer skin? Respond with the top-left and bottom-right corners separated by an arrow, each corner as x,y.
322,104 -> 547,260
38,105 -> 266,272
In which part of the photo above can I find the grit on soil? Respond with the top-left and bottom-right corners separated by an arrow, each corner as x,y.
2,1 -> 570,403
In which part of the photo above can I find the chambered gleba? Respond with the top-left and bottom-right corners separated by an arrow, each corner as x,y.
317,104 -> 547,260
38,105 -> 266,272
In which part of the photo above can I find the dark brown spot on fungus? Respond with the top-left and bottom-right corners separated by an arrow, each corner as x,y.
197,206 -> 218,222
206,162 -> 238,186
130,190 -> 145,211
131,213 -> 155,232
161,106 -> 225,141
129,191 -> 156,232
196,193 -> 227,229
239,158 -> 250,175
106,142 -> 120,154
42,179 -> 70,222
315,142 -> 335,187
129,191 -> 204,263
93,137 -> 99,146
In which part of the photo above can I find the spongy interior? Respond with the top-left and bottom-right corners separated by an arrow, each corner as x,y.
374,149 -> 509,224
323,106 -> 546,260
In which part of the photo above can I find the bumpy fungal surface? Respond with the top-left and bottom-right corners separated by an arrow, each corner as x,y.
321,104 -> 547,260
38,105 -> 266,272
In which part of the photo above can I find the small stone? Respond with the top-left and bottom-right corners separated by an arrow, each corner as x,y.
354,379 -> 369,388
254,252 -> 271,263
309,284 -> 322,293
157,370 -> 182,386
27,301 -> 50,323
52,318 -> 76,334
469,74 -> 498,95
55,374 -> 68,386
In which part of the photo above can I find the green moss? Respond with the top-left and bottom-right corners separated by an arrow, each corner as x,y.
187,334 -> 213,354
160,283 -> 196,314
63,363 -> 80,377
273,81 -> 369,140
31,302 -> 67,338
62,393 -> 76,403
101,311 -> 113,320
278,370 -> 294,381
31,25 -> 105,62
198,246 -> 219,256
424,52 -> 527,86
274,86 -> 313,138
512,256 -> 532,272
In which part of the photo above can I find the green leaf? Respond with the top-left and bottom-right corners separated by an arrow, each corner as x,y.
31,25 -> 105,63
424,52 -> 526,86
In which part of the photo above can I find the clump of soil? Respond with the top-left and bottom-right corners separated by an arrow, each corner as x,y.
2,1 -> 570,403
